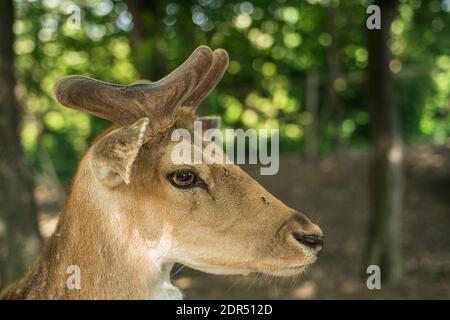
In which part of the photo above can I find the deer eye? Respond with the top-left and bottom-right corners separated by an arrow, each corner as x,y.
168,170 -> 198,189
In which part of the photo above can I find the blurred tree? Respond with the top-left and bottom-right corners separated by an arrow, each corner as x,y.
126,0 -> 167,80
14,0 -> 137,185
364,0 -> 403,282
320,5 -> 343,151
5,0 -> 448,190
305,71 -> 319,156
0,0 -> 41,289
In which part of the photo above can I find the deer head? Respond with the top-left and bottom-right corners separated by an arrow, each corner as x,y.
5,46 -> 323,300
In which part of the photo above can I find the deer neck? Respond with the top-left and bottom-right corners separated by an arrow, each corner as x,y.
21,166 -> 181,300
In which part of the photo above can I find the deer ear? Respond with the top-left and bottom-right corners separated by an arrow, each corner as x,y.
90,118 -> 150,188
198,116 -> 221,131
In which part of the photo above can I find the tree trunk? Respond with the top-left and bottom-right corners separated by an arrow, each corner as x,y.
305,72 -> 320,156
0,0 -> 42,290
319,6 -> 343,152
364,0 -> 403,282
126,0 -> 166,80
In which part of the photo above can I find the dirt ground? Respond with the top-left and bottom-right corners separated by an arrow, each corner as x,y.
36,144 -> 450,299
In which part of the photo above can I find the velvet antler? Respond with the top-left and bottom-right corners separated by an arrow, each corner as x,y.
183,48 -> 229,109
53,46 -> 229,127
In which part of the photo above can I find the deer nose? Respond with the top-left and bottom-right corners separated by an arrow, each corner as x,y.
293,232 -> 324,255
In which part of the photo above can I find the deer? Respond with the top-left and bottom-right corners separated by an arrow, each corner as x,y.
1,46 -> 323,300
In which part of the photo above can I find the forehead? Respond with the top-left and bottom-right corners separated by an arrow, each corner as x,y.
158,138 -> 228,166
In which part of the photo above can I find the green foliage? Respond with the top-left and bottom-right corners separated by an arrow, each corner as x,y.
13,0 -> 450,186
15,0 -> 135,185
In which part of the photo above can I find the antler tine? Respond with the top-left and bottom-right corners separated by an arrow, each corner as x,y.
141,46 -> 213,118
183,49 -> 229,109
53,76 -> 146,126
53,46 -> 214,126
